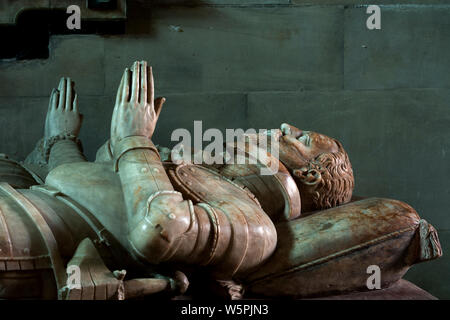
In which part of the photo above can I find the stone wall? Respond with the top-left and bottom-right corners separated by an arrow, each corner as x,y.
0,0 -> 449,298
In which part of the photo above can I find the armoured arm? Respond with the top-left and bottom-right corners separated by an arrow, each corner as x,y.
111,62 -> 276,277
115,139 -> 194,263
48,140 -> 86,170
111,62 -> 197,264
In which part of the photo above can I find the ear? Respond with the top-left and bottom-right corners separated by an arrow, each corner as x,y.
293,167 -> 322,186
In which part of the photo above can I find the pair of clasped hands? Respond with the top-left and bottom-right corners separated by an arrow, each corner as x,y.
45,60 -> 317,173
110,61 -> 310,168
110,61 -> 323,176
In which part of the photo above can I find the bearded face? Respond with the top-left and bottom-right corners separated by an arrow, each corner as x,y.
278,123 -> 340,169
278,123 -> 354,212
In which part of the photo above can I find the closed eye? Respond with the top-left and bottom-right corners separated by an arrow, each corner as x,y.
298,134 -> 311,147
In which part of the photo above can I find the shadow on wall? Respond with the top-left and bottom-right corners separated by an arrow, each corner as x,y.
0,1 -> 215,59
0,9 -> 125,60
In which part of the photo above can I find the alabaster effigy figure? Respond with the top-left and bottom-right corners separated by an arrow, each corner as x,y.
0,61 -> 442,300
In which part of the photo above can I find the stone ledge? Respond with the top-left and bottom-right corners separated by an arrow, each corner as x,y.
142,0 -> 450,6
310,280 -> 437,300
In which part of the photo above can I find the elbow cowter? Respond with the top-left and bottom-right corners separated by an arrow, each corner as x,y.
128,190 -> 193,264
128,190 -> 278,279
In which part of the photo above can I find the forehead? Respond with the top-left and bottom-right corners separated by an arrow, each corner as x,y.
309,131 -> 335,143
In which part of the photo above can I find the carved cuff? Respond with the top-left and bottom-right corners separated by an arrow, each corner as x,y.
113,136 -> 160,172
43,134 -> 82,163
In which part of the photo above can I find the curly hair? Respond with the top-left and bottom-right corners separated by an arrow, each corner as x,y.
307,141 -> 354,210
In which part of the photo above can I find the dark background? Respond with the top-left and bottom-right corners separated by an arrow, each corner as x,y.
0,0 -> 449,298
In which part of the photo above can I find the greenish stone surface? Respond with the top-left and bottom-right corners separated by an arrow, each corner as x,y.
0,2 -> 449,298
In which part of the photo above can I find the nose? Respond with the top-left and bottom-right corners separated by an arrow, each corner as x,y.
281,123 -> 303,138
